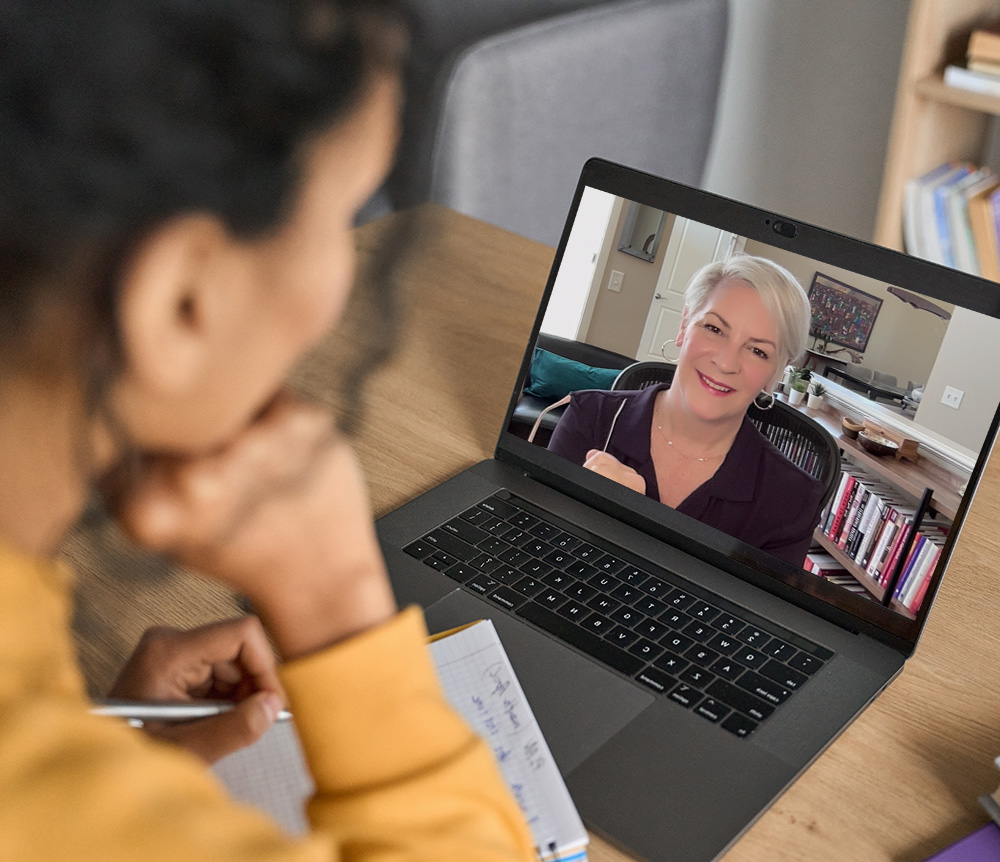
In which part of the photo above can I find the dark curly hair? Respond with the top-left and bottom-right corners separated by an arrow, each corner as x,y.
0,0 -> 407,370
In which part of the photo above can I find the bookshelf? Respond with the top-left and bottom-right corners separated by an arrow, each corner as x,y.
874,0 -> 1000,252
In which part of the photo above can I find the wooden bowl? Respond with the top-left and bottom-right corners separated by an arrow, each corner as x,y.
841,416 -> 863,439
858,430 -> 899,457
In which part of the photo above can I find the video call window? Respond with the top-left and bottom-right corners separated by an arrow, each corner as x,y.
508,188 -> 1000,621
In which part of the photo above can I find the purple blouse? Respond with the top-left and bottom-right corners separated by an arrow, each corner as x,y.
547,384 -> 825,567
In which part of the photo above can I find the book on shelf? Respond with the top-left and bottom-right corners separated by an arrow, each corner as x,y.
966,174 -> 1000,281
945,167 -> 994,274
968,23 -> 1000,65
944,64 -> 1000,99
904,162 -> 973,263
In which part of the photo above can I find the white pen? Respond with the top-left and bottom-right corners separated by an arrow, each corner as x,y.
91,698 -> 293,728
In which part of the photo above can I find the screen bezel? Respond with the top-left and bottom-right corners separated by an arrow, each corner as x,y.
495,157 -> 1000,652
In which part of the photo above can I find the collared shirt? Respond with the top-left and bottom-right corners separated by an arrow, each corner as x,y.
547,384 -> 824,567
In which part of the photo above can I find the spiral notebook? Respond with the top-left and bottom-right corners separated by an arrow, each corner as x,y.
205,620 -> 588,860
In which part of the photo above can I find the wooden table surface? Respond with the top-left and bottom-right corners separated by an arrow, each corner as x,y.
71,204 -> 1000,861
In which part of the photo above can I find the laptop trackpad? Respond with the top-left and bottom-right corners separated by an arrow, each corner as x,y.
424,590 -> 653,774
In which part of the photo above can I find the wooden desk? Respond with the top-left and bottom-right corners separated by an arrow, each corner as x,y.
70,206 -> 1000,862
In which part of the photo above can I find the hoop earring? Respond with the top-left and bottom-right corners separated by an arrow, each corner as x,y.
753,390 -> 774,411
659,339 -> 676,361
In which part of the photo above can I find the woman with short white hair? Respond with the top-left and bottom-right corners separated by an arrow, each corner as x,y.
548,254 -> 823,566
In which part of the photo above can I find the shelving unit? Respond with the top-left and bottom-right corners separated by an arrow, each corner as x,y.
874,0 -> 1000,251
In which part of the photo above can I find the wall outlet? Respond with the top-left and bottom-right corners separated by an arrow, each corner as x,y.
941,385 -> 964,409
607,270 -> 624,292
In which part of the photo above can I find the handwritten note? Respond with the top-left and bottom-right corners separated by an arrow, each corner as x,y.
430,620 -> 588,862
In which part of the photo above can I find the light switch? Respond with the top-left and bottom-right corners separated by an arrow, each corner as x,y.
607,270 -> 624,292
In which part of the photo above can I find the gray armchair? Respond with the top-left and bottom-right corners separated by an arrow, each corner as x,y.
367,0 -> 729,246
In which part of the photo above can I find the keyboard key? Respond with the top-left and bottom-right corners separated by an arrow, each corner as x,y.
707,633 -> 740,654
552,534 -> 583,552
581,613 -> 613,634
709,656 -> 745,681
636,597 -> 669,617
573,543 -> 602,562
442,518 -> 487,545
544,549 -> 574,568
603,625 -> 640,648
424,530 -> 478,561
595,555 -> 626,575
466,573 -> 499,595
516,602 -> 644,676
520,559 -> 553,578
513,577 -> 544,597
499,547 -> 531,568
706,678 -> 774,722
460,509 -> 500,531
787,652 -> 824,675
635,666 -> 676,694
403,539 -> 434,560
610,583 -> 642,604
469,553 -> 503,574
668,683 -> 702,709
445,563 -> 477,583
659,609 -> 691,629
739,627 -> 772,649
641,577 -> 673,598
714,616 -> 746,636
760,660 -> 808,691
588,573 -> 620,593
680,666 -> 716,688
564,582 -> 597,602
628,638 -> 663,661
666,590 -> 697,610
535,588 -> 566,610
488,586 -> 526,611
499,528 -> 530,547
490,566 -> 521,584
610,606 -> 645,627
682,620 -> 715,642
653,650 -> 689,675
694,698 -> 731,724
556,602 -> 589,622
732,646 -> 767,669
424,551 -> 458,571
684,644 -> 720,668
477,537 -> 508,555
721,712 -> 758,738
736,670 -> 791,706
520,539 -> 552,557
764,639 -> 795,662
619,567 -> 650,586
485,519 -> 513,536
529,522 -> 561,541
689,602 -> 721,623
661,632 -> 695,653
566,560 -> 598,579
541,570 -> 575,590
634,619 -> 670,640
478,496 -> 519,519
508,511 -> 538,530
587,594 -> 620,614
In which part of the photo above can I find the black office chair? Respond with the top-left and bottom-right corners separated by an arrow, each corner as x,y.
612,361 -> 842,510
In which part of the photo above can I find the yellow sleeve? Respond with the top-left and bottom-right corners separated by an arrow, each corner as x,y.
0,542 -> 536,862
281,607 -> 538,861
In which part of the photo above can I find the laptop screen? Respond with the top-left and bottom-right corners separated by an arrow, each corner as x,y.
500,160 -> 1000,645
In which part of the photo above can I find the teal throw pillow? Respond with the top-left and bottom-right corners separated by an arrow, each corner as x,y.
524,348 -> 621,401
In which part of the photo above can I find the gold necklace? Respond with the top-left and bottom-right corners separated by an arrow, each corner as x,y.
653,406 -> 727,462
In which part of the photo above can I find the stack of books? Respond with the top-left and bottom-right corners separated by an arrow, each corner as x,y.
903,161 -> 1000,278
818,464 -> 949,613
942,23 -> 1000,99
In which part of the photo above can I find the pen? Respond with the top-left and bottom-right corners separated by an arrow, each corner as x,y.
91,698 -> 293,728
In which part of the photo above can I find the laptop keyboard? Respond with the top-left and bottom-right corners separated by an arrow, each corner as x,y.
403,492 -> 833,739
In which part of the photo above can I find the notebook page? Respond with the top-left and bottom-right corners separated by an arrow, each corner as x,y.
429,619 -> 588,861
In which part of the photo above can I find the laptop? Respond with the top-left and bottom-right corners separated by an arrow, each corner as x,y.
375,157 -> 1000,860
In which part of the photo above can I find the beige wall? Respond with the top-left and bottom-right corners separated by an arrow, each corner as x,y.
915,308 -> 1000,454
582,209 -> 675,358
744,240 -> 950,386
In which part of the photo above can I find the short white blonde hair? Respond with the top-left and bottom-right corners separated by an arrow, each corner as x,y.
683,255 -> 810,383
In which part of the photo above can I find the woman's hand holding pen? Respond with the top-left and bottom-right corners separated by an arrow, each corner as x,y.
583,449 -> 646,495
106,391 -> 398,662
108,616 -> 285,764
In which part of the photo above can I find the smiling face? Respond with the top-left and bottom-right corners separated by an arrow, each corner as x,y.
672,277 -> 783,425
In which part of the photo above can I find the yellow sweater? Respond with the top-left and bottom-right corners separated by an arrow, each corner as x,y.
0,540 -> 537,861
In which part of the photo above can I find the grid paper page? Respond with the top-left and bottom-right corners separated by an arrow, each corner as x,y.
430,620 -> 588,861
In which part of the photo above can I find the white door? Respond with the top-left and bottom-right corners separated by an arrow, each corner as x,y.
637,220 -> 745,362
